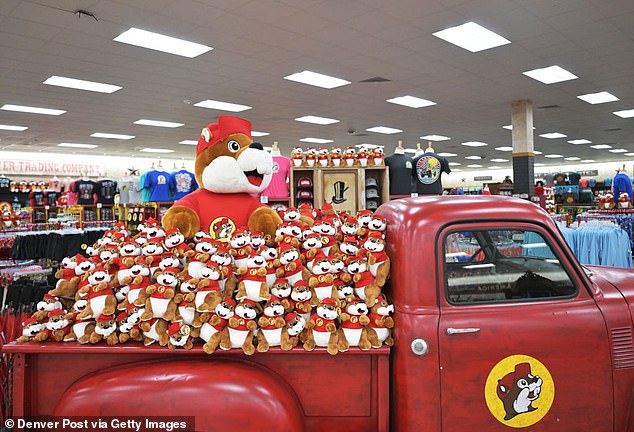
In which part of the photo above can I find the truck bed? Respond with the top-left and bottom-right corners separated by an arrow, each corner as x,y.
4,342 -> 390,432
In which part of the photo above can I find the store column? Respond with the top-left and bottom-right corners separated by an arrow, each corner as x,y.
511,100 -> 535,195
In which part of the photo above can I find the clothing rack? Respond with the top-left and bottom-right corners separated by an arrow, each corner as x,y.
577,211 -> 634,249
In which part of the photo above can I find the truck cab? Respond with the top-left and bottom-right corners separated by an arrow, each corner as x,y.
380,195 -> 634,431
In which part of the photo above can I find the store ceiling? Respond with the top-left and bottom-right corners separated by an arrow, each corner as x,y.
1,0 -> 634,171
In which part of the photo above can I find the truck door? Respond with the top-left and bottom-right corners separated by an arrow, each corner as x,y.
437,223 -> 613,431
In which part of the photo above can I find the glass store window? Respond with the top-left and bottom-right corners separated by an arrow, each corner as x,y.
444,229 -> 577,304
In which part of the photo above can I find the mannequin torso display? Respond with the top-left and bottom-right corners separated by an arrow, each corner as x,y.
384,151 -> 414,195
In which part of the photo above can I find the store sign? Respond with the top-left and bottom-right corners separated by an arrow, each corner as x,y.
474,176 -> 493,181
0,159 -> 103,176
577,170 -> 598,176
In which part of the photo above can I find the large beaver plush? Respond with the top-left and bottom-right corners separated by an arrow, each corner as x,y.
163,116 -> 281,240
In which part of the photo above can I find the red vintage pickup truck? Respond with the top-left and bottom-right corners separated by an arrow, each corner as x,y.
5,196 -> 634,431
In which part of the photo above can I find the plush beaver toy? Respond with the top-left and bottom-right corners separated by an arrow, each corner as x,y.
163,116 -> 281,240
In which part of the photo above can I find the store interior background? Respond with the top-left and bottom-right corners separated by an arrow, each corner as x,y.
1,0 -> 633,188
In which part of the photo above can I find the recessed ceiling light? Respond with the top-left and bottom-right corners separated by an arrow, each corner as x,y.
590,144 -> 612,149
452,168 -> 464,172
58,143 -> 98,149
194,99 -> 251,112
533,150 -> 543,155
495,146 -> 513,151
251,131 -> 269,137
90,132 -> 135,140
420,134 -> 450,141
179,140 -> 197,145
488,166 -> 502,169
564,157 -> 581,161
432,21 -> 510,53
283,70 -> 350,89
113,27 -> 212,58
1,104 -> 65,115
134,119 -> 183,128
295,115 -> 340,125
490,158 -> 509,162
300,137 -> 334,144
366,126 -> 402,134
467,164 -> 483,168
534,163 -> 545,166
613,109 -> 634,118
625,153 -> 634,157
139,148 -> 175,153
577,91 -> 619,104
0,124 -> 28,131
461,141 -> 488,147
465,155 -> 483,160
43,76 -> 122,93
609,148 -> 628,153
386,95 -> 436,108
581,159 -> 595,162
503,124 -> 535,130
568,139 -> 591,145
449,162 -> 461,166
437,152 -> 457,157
355,144 -> 384,149
522,65 -> 578,84
539,132 -> 567,139
544,154 -> 563,158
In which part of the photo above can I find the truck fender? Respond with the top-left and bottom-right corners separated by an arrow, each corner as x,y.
53,359 -> 305,431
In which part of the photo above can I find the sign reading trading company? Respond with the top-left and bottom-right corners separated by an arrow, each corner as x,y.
0,159 -> 103,176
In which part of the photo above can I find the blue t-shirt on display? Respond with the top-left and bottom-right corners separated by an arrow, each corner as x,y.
144,170 -> 172,202
170,169 -> 198,200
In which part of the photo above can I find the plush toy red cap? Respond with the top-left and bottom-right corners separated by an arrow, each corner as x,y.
196,116 -> 252,156
43,294 -> 58,302
250,230 -> 263,237
357,210 -> 373,217
165,228 -> 181,236
321,298 -> 337,307
343,236 -> 358,244
275,278 -> 289,284
374,295 -> 386,305
163,267 -> 180,276
126,303 -> 139,313
223,298 -> 237,308
371,215 -> 387,222
278,241 -> 295,253
284,312 -> 299,324
294,280 -> 308,288
168,321 -> 182,336
241,298 -> 258,307
47,308 -> 64,317
116,311 -> 127,322
22,317 -> 38,326
367,231 -> 383,240
97,314 -> 112,323
232,226 -> 249,236
322,203 -> 334,212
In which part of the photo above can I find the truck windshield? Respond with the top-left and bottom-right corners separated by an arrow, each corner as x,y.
444,229 -> 577,304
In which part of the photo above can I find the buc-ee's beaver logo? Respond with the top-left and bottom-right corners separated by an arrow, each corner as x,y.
210,217 -> 236,242
484,354 -> 554,428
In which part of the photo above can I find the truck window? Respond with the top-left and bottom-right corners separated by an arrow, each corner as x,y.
444,229 -> 577,304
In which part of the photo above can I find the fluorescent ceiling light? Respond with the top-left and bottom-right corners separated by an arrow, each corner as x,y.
461,141 -> 488,147
1,104 -> 65,116
490,158 -> 509,162
613,109 -> 634,118
194,99 -> 251,112
179,140 -> 197,145
355,144 -> 384,149
539,132 -> 567,139
139,148 -> 175,153
503,124 -> 535,130
90,132 -> 135,140
625,153 -> 634,157
432,21 -> 510,53
43,76 -> 121,93
134,119 -> 183,128
568,139 -> 591,145
467,164 -> 483,168
465,155 -> 483,160
534,163 -> 545,166
283,70 -> 350,89
386,95 -> 436,108
488,166 -> 502,169
0,124 -> 28,131
448,162 -> 461,166
544,154 -> 563,158
437,152 -> 457,157
581,159 -> 595,162
564,157 -> 581,161
522,65 -> 578,84
113,27 -> 212,58
495,146 -> 513,151
590,144 -> 612,149
58,143 -> 98,149
452,168 -> 463,172
300,137 -> 333,144
251,131 -> 269,137
577,91 -> 619,104
295,115 -> 339,125
366,126 -> 402,134
533,150 -> 543,155
609,148 -> 628,153
421,134 -> 450,141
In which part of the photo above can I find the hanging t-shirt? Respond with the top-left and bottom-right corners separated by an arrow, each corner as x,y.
543,173 -> 555,186
411,152 -> 451,195
262,155 -> 291,199
45,191 -> 59,206
170,169 -> 198,200
48,177 -> 62,192
139,172 -> 151,202
29,190 -> 46,207
144,170 -> 172,202
568,172 -> 581,185
96,179 -> 118,205
73,180 -> 97,205
0,176 -> 11,193
67,181 -> 78,205
385,153 -> 414,195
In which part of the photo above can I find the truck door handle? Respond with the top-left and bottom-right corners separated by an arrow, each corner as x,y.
446,327 -> 480,335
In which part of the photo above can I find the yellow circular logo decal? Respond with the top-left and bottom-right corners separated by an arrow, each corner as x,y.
484,354 -> 554,428
209,217 -> 236,242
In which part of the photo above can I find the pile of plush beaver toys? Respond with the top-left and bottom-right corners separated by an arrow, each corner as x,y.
17,206 -> 394,356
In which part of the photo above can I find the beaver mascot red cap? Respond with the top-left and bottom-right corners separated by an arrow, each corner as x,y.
162,116 -> 281,240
